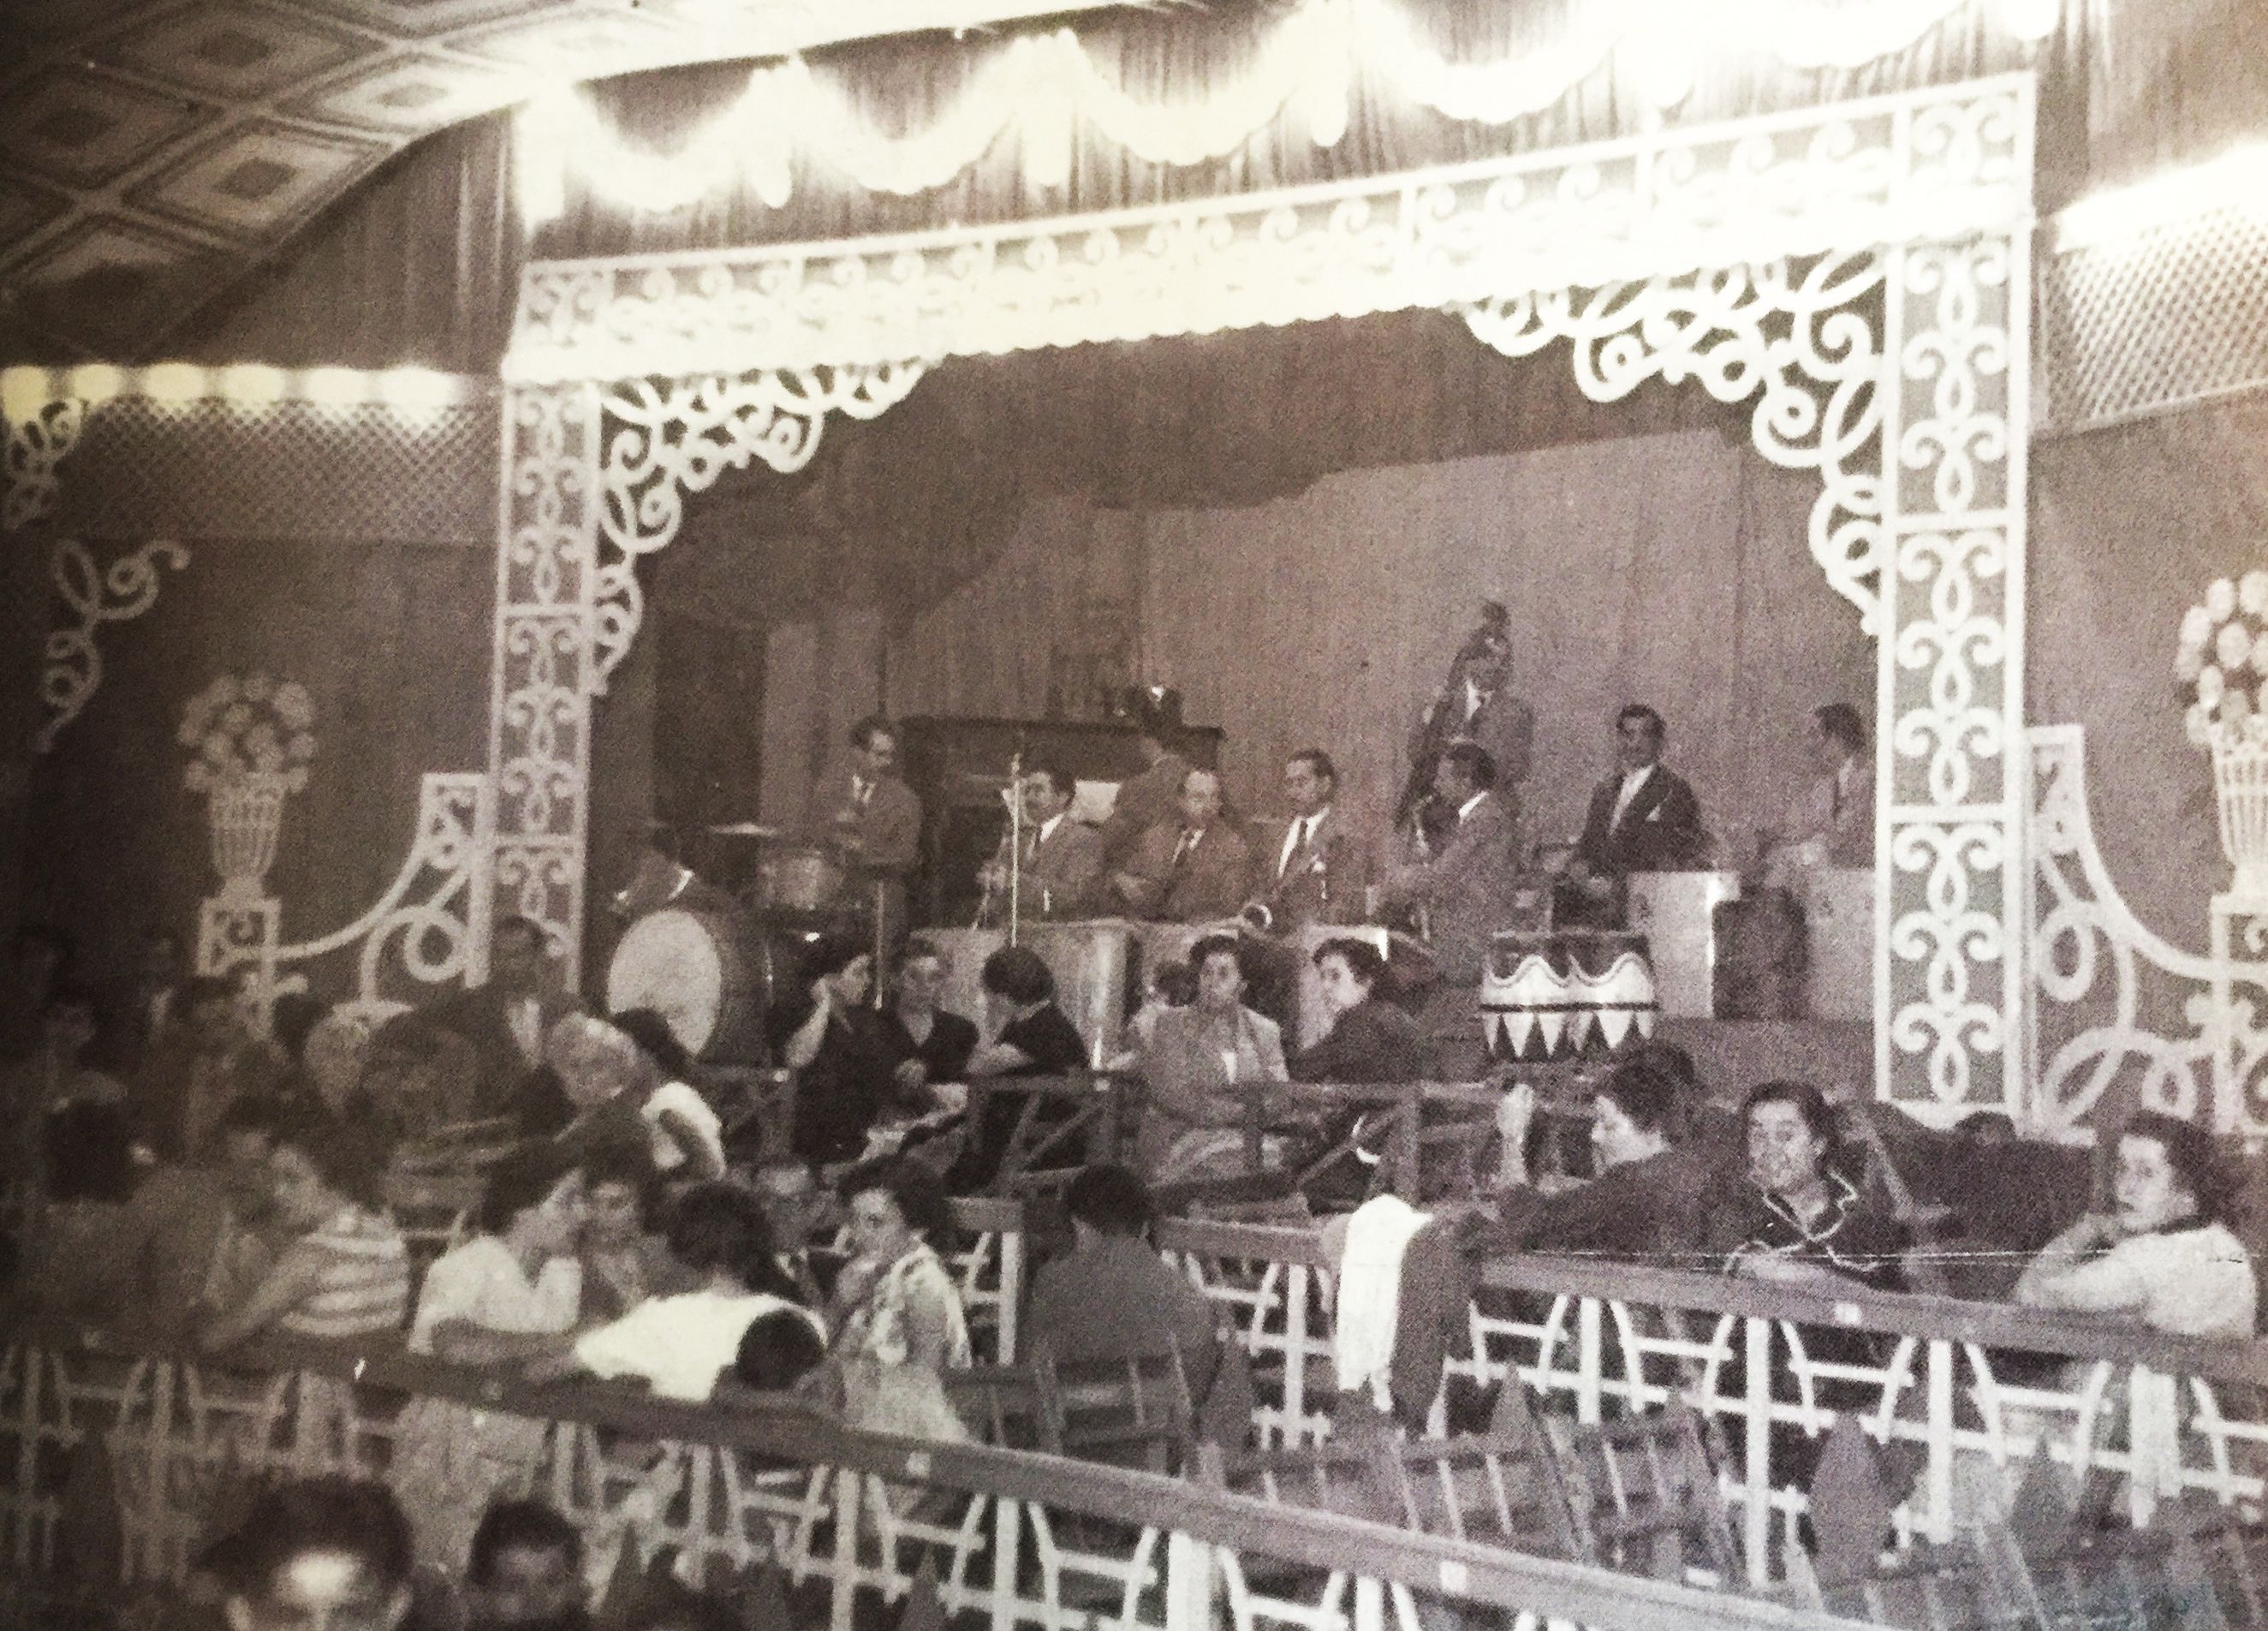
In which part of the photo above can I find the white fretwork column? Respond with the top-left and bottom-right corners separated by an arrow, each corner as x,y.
1878,215 -> 2031,1122
489,382 -> 600,978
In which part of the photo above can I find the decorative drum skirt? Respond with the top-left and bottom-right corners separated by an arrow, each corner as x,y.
1478,929 -> 1658,1062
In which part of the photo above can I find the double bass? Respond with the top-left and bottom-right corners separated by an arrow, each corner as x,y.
1396,599 -> 1513,856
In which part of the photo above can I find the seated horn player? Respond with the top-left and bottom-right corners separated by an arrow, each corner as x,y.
977,760 -> 1102,921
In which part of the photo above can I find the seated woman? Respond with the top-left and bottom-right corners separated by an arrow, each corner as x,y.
199,1109 -> 409,1350
1705,1080 -> 1906,1501
610,1008 -> 726,1182
1132,934 -> 1289,1188
2014,1110 -> 2256,1337
1290,939 -> 1423,1084
947,946 -> 1090,1191
768,934 -> 893,1170
577,1139 -> 682,1322
531,1182 -> 816,1402
872,938 -> 978,1102
817,1155 -> 973,1443
393,1144 -> 589,1570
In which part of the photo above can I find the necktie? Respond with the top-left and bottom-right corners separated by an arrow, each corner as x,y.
1279,816 -> 1311,881
854,777 -> 873,809
1172,829 -> 1199,869
1830,776 -> 1844,822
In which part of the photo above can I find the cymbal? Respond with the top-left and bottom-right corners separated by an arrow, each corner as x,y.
703,822 -> 782,837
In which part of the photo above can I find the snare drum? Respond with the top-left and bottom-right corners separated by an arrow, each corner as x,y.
757,844 -> 845,914
1478,929 -> 1658,1063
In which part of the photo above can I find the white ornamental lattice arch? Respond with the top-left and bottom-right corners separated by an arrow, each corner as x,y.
495,74 -> 2034,1122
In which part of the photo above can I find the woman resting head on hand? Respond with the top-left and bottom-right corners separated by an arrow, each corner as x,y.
2014,1110 -> 2256,1338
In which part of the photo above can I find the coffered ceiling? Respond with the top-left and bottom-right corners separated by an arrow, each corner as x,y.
0,0 -> 1124,360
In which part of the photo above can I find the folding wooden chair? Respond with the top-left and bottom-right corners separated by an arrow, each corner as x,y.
1030,1335 -> 1196,1476
1542,1403 -> 1743,1587
1375,1384 -> 1582,1560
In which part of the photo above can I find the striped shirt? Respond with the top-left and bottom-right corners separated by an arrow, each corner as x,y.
278,1205 -> 410,1340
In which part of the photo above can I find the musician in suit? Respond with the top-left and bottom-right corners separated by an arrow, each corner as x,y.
1379,742 -> 1522,986
426,915 -> 579,1121
1109,768 -> 1254,923
978,761 -> 1104,920
1243,749 -> 1371,934
822,715 -> 922,945
1098,726 -> 1192,868
1402,607 -> 1535,852
1759,703 -> 1875,886
1563,705 -> 1709,927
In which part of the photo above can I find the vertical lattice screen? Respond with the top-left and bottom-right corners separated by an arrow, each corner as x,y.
50,397 -> 496,544
2039,198 -> 2268,434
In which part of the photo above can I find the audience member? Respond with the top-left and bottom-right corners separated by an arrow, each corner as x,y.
872,938 -> 978,1106
1112,958 -> 1196,1067
730,1306 -> 828,1391
464,1500 -> 588,1631
610,1009 -> 726,1181
769,934 -> 892,1168
575,1140 -> 678,1322
204,1474 -> 414,1631
533,1182 -> 815,1402
1485,1051 -> 1714,1263
353,1010 -> 482,1149
1,984 -> 125,1187
395,1146 -> 591,1572
1290,939 -> 1422,1084
134,973 -> 285,1161
429,916 -> 578,1122
946,946 -> 1089,1191
1131,935 -> 1287,1188
1707,1080 -> 1904,1291
199,1110 -> 408,1350
93,924 -> 178,1074
1026,1164 -> 1253,1449
2014,1110 -> 2257,1337
752,1153 -> 840,1306
130,1092 -> 286,1335
819,1156 -> 973,1443
18,1101 -> 143,1324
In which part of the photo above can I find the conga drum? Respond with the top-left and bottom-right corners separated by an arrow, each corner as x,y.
606,907 -> 778,1063
1479,929 -> 1658,1063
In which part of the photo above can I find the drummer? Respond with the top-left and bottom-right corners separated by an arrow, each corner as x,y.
823,716 -> 922,948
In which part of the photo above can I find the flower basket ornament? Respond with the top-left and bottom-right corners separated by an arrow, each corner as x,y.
180,675 -> 318,901
2177,573 -> 2268,899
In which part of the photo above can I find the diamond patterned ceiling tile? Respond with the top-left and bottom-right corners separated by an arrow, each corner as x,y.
95,3 -> 381,102
2,211 -> 230,357
284,51 -> 528,133
0,65 -> 211,188
295,0 -> 566,39
0,176 -> 74,257
126,117 -> 389,238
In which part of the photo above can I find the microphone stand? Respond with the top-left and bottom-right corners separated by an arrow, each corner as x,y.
1005,747 -> 1024,948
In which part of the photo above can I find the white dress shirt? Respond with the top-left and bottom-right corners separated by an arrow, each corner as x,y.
1609,764 -> 1655,828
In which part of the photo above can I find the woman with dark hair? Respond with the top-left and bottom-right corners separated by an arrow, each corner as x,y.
946,946 -> 1089,1190
610,1007 -> 725,1181
395,1144 -> 589,1570
1133,934 -> 1288,1187
1710,1080 -> 1905,1291
769,933 -> 892,1168
576,1139 -> 680,1321
1290,938 -> 1423,1084
199,1109 -> 408,1350
818,1156 -> 972,1447
872,938 -> 978,1100
2015,1110 -> 2255,1336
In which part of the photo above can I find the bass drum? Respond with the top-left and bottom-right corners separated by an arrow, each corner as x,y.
606,907 -> 790,1063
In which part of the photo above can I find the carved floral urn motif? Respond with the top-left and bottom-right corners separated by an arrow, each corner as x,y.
180,674 -> 317,901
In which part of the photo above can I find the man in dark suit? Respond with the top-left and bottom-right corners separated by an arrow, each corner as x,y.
1379,742 -> 1521,986
1109,767 -> 1253,922
1404,619 -> 1534,851
1565,704 -> 1709,926
979,761 -> 1104,920
1244,748 -> 1372,933
427,914 -> 578,1121
822,715 -> 923,946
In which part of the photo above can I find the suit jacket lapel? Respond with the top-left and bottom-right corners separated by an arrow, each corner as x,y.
1613,769 -> 1666,835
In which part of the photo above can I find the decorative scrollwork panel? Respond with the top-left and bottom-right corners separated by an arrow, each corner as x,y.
3,396 -> 88,533
38,538 -> 189,752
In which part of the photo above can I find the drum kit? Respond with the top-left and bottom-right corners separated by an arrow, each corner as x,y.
604,820 -> 873,1064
